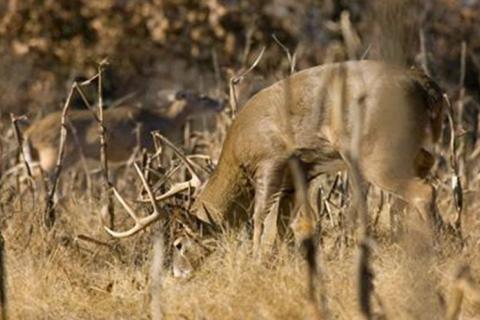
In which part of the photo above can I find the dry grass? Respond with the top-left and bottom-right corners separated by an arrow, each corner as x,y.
1,66 -> 480,319
2,6 -> 480,315
0,179 -> 479,319
1,78 -> 480,320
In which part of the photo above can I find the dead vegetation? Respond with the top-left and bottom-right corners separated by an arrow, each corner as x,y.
1,1 -> 480,319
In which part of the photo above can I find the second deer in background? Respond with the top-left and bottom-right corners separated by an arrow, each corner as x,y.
23,91 -> 223,177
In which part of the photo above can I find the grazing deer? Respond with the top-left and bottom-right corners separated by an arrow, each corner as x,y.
106,60 -> 446,255
24,91 -> 223,175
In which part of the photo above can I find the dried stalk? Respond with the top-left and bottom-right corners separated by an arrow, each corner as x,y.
446,265 -> 480,320
0,231 -> 7,320
76,234 -> 113,249
73,82 -> 100,120
9,114 -> 33,181
97,60 -> 115,229
356,239 -> 373,319
0,134 -> 3,176
44,83 -> 77,229
448,42 -> 467,234
340,59 -> 373,317
375,0 -> 419,66
150,232 -> 165,320
289,157 -> 327,320
349,98 -> 373,318
340,11 -> 361,60
419,28 -> 431,76
444,94 -> 463,233
458,42 -> 467,126
279,48 -> 325,317
272,34 -> 297,74
229,46 -> 265,116
9,113 -> 35,207
44,68 -> 106,230
70,69 -> 108,209
241,26 -> 255,68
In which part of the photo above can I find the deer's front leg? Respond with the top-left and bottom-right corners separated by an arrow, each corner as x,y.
252,160 -> 286,257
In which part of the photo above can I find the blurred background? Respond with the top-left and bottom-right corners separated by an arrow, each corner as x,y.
0,0 -> 479,117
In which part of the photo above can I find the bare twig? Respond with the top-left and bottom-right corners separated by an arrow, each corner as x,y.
340,10 -> 361,60
44,83 -> 77,229
334,57 -> 373,317
419,28 -> 431,76
241,26 -> 256,68
350,94 -> 373,319
9,114 -> 33,180
229,46 -> 265,116
150,232 -> 165,320
281,59 -> 325,318
375,0 -> 419,66
74,83 -> 98,117
289,157 -> 327,320
444,94 -> 463,233
272,34 -> 297,74
9,113 -> 35,207
446,265 -> 480,320
109,91 -> 138,109
0,231 -> 7,320
96,60 -> 115,229
76,234 -> 113,249
356,239 -> 374,319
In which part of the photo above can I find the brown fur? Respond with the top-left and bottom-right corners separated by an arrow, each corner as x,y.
25,92 -> 223,173
191,60 -> 445,252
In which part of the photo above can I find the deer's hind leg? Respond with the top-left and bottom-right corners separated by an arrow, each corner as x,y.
252,159 -> 287,256
362,158 -> 443,238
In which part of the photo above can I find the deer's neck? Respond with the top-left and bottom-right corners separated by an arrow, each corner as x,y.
192,159 -> 248,224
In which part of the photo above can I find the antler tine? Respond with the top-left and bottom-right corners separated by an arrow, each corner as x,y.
104,163 -> 165,238
126,132 -> 203,203
153,132 -> 203,182
137,176 -> 201,203
157,180 -> 199,201
111,187 -> 139,222
137,154 -> 212,203
133,162 -> 160,213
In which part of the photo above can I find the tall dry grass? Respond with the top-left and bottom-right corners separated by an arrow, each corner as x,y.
1,2 -> 480,319
2,78 -> 480,318
2,189 -> 480,319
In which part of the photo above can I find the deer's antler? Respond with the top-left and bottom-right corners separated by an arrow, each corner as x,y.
137,132 -> 203,203
104,162 -> 165,238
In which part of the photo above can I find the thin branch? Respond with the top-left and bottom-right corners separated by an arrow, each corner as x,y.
272,34 -> 297,74
44,82 -> 77,229
9,114 -> 34,189
0,231 -> 7,320
97,60 -> 115,229
229,46 -> 266,116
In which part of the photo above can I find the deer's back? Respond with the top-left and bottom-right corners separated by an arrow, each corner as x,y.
221,60 -> 443,173
26,106 -> 178,165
